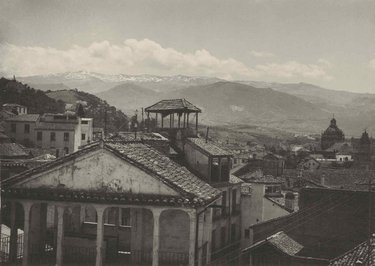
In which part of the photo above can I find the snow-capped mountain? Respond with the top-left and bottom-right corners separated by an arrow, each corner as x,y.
17,71 -> 224,93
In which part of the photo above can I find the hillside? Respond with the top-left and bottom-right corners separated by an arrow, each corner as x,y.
96,83 -> 161,113
173,82 -> 329,133
18,71 -> 223,94
0,77 -> 65,114
46,90 -> 129,133
97,81 -> 330,134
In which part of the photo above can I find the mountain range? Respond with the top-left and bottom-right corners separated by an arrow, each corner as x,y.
14,71 -> 375,136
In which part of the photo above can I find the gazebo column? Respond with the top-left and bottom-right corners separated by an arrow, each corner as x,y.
188,211 -> 197,266
195,113 -> 198,135
178,113 -> 181,128
21,202 -> 32,266
9,201 -> 18,262
152,208 -> 162,266
55,205 -> 65,266
95,205 -> 106,266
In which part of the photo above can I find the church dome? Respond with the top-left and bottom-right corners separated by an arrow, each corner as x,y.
321,117 -> 345,150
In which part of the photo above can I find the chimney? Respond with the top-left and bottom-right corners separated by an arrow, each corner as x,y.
285,192 -> 295,212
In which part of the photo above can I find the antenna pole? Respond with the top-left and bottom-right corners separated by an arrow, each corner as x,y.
368,169 -> 373,264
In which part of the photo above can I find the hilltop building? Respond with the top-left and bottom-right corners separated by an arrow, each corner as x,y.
321,118 -> 345,150
3,111 -> 93,156
2,103 -> 28,115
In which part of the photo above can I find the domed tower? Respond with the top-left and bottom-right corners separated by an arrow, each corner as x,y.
321,117 -> 345,150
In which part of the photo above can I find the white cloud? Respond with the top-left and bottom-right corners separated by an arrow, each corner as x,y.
256,61 -> 333,80
370,58 -> 375,69
0,39 -> 333,81
250,50 -> 275,58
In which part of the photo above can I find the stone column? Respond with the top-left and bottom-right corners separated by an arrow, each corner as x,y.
188,210 -> 197,266
9,201 -> 18,262
206,208 -> 213,265
80,205 -> 86,228
152,208 -> 161,266
21,202 -> 32,266
55,205 -> 65,266
95,205 -> 106,266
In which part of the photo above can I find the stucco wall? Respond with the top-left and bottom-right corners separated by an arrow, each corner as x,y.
160,210 -> 190,253
5,121 -> 37,147
262,198 -> 289,221
184,142 -> 210,180
15,149 -> 180,196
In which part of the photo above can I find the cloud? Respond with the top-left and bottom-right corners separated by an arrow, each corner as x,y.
0,39 -> 332,81
256,61 -> 333,80
250,50 -> 275,58
370,58 -> 375,69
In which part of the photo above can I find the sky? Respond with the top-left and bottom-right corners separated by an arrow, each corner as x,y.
0,0 -> 374,93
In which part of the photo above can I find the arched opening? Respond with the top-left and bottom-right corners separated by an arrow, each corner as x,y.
159,209 -> 190,265
0,201 -> 24,263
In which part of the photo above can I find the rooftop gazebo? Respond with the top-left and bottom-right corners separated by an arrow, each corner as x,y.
145,99 -> 201,136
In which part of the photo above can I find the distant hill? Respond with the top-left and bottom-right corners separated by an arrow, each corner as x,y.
0,77 -> 65,114
29,83 -> 71,92
173,81 -> 329,132
18,71 -> 223,94
46,90 -> 129,133
16,72 -> 375,136
96,83 -> 161,113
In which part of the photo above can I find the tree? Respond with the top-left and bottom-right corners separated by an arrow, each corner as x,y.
76,104 -> 85,117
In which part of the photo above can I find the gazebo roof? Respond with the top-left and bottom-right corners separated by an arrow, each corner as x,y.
145,99 -> 201,113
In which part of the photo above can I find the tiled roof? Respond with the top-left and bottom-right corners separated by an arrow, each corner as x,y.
145,99 -> 201,113
243,173 -> 282,184
329,236 -> 375,265
35,122 -> 78,130
187,138 -> 232,156
326,142 -> 354,153
3,140 -> 220,206
282,169 -> 375,191
106,142 -> 220,203
5,114 -> 40,122
0,132 -> 10,139
229,175 -> 244,184
109,132 -> 169,142
267,231 -> 304,256
0,143 -> 29,158
244,231 -> 303,256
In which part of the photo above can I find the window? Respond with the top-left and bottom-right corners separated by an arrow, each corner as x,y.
37,132 -> 42,141
11,124 -> 16,133
244,229 -> 250,239
231,224 -> 236,242
211,229 -> 216,251
220,227 -> 226,247
121,208 -> 130,226
64,132 -> 69,141
50,132 -> 56,141
211,158 -> 219,182
222,191 -> 227,216
64,147 -> 69,155
104,207 -> 117,225
232,189 -> 237,213
81,133 -> 86,140
24,124 -> 30,133
81,120 -> 89,124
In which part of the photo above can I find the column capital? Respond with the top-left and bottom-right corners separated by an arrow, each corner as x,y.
94,204 -> 107,216
151,207 -> 163,218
